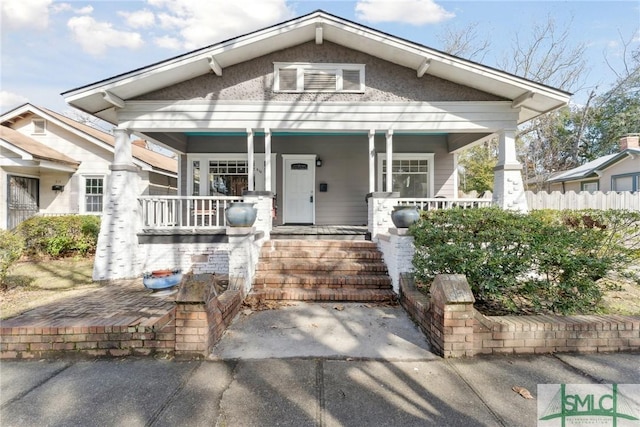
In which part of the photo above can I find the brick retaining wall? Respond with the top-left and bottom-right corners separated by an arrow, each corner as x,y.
400,273 -> 640,358
0,311 -> 176,359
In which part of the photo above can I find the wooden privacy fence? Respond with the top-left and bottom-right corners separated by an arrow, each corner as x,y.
526,191 -> 640,211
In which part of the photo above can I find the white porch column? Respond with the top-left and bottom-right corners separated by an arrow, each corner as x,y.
369,129 -> 375,193
93,127 -> 143,281
264,128 -> 272,192
385,130 -> 393,192
492,129 -> 528,212
247,128 -> 254,192
113,128 -> 133,166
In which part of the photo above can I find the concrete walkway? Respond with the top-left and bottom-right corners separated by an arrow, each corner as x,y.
2,353 -> 638,426
211,302 -> 435,360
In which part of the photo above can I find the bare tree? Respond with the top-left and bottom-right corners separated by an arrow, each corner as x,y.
63,108 -> 113,134
437,21 -> 491,62
499,15 -> 589,93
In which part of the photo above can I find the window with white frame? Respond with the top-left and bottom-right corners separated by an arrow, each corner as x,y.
581,181 -> 599,193
32,119 -> 46,134
83,176 -> 104,213
189,154 -> 276,196
274,63 -> 365,93
377,154 -> 434,197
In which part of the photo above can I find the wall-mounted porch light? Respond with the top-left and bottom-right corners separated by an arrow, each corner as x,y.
316,158 -> 322,167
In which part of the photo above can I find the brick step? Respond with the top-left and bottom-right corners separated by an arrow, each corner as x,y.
258,250 -> 383,261
253,274 -> 392,287
256,261 -> 388,274
247,288 -> 397,303
263,240 -> 377,250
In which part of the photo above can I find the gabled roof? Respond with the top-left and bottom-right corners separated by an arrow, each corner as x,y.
0,125 -> 80,167
547,149 -> 640,183
62,10 -> 570,125
1,103 -> 177,175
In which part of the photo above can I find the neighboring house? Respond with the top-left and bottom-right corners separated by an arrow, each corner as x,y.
0,104 -> 178,229
61,10 -> 571,280
546,135 -> 640,193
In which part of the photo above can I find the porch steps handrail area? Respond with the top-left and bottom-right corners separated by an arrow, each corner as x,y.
139,195 -> 242,229
395,197 -> 492,210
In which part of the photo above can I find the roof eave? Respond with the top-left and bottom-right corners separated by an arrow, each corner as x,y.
63,10 -> 571,124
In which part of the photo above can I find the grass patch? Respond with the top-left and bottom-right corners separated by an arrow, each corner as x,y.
0,257 -> 99,319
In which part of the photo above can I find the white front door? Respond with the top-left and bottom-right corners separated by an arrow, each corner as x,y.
283,155 -> 315,224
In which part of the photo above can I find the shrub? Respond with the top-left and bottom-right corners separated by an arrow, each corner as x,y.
16,215 -> 101,258
0,230 -> 24,286
410,208 -> 638,315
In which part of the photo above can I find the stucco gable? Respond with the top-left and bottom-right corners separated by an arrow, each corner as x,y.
138,41 -> 503,103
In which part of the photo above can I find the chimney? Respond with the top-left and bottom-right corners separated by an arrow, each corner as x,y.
620,135 -> 639,151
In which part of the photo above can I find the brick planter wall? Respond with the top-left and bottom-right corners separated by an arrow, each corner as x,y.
400,273 -> 640,358
474,313 -> 640,355
174,276 -> 244,359
0,311 -> 176,359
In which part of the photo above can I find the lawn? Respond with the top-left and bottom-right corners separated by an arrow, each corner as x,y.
0,258 -> 100,319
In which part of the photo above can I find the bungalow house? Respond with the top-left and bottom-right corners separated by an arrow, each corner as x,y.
1,104 -> 177,229
61,10 -> 571,284
545,135 -> 640,193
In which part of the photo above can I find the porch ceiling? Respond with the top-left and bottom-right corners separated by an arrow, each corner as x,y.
63,11 -> 570,126
138,129 -> 492,155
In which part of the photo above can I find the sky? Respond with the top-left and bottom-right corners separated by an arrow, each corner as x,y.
1,0 -> 639,117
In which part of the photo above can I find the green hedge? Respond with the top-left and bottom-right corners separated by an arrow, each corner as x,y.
0,229 -> 24,286
15,215 -> 101,258
410,208 -> 639,315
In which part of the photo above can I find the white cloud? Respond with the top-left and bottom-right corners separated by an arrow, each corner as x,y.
51,3 -> 72,13
1,0 -> 52,30
75,5 -> 93,15
119,9 -> 156,29
67,16 -> 144,56
154,35 -> 181,50
146,0 -> 294,50
51,3 -> 92,14
355,0 -> 455,25
0,91 -> 29,110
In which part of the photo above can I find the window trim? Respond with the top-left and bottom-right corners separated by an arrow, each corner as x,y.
274,62 -> 365,93
81,175 -> 105,214
580,180 -> 599,193
611,172 -> 639,192
187,153 -> 277,196
377,153 -> 435,197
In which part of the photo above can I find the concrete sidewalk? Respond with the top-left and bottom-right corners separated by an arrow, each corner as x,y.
2,352 -> 638,427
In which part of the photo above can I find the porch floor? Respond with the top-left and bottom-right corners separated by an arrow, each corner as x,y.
271,225 -> 368,240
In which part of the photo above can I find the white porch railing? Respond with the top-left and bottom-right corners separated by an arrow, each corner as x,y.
139,196 -> 243,229
395,198 -> 493,210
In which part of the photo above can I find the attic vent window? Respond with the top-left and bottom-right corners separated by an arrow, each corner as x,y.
274,62 -> 365,93
33,119 -> 46,134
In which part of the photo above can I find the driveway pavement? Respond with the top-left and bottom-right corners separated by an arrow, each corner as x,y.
2,302 -> 639,426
